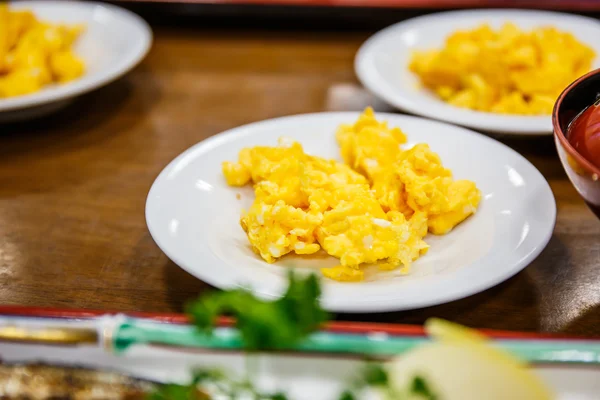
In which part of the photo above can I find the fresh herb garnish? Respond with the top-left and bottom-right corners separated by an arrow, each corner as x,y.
338,390 -> 356,400
187,272 -> 328,351
268,394 -> 289,400
148,369 -> 217,400
149,274 -> 438,400
149,368 -> 287,400
362,363 -> 389,386
411,375 -> 437,400
149,273 -> 324,399
147,383 -> 203,400
338,362 -> 391,399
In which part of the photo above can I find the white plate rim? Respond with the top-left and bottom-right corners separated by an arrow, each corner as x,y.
355,8 -> 600,135
0,0 -> 153,112
145,112 -> 556,313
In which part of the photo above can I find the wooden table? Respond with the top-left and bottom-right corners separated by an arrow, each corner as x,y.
1,23 -> 599,336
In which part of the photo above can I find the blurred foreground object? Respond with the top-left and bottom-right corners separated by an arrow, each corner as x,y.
0,4 -> 85,98
387,319 -> 553,400
410,23 -> 594,115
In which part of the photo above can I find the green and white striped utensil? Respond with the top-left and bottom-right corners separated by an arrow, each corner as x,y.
111,318 -> 600,365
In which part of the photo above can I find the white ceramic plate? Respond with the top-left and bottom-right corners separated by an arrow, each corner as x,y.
355,9 -> 600,135
0,1 -> 152,122
146,112 -> 556,313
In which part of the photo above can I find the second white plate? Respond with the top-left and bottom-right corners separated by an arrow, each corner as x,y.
146,112 -> 556,313
355,9 -> 600,135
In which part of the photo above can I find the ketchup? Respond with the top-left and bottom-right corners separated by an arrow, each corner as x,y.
568,100 -> 600,170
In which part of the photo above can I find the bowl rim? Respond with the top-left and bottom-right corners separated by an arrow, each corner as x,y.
553,68 -> 600,178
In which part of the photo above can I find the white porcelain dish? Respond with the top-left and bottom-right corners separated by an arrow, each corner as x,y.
0,1 -> 152,122
146,112 -> 556,313
355,9 -> 600,135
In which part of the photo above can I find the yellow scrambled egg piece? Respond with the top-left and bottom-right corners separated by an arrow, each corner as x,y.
336,107 -> 407,182
0,4 -> 85,98
409,23 -> 595,115
378,144 -> 481,235
222,109 -> 481,281
339,108 -> 482,235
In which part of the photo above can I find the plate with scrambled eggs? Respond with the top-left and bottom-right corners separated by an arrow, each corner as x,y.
355,9 -> 600,135
146,109 -> 556,312
0,1 -> 151,122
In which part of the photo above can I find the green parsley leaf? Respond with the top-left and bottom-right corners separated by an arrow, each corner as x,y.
147,369 -> 222,400
191,368 -> 226,384
411,375 -> 437,400
147,382 -> 207,400
186,272 -> 328,351
362,363 -> 388,386
338,390 -> 356,400
267,393 -> 289,400
337,363 -> 390,400
151,273 -> 328,399
147,368 -> 289,400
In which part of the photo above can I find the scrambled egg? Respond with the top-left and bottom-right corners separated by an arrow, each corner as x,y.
409,23 -> 595,115
0,4 -> 85,98
223,108 -> 481,281
337,108 -> 481,235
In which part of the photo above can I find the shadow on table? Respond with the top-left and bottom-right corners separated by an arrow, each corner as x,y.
528,234 -> 600,335
492,134 -> 570,179
562,304 -> 600,337
0,63 -> 161,157
0,79 -> 132,154
492,134 -> 557,156
0,66 -> 162,197
162,259 -> 215,312
336,271 -> 540,332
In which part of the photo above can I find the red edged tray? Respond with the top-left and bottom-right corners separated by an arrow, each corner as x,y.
0,304 -> 587,341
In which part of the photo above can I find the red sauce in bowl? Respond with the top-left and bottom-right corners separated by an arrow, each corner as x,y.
568,100 -> 600,170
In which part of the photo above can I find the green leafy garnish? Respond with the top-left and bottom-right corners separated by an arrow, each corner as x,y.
148,368 -> 288,400
339,362 -> 391,399
147,369 -> 219,400
362,363 -> 389,386
150,273 -> 432,400
410,375 -> 437,400
147,383 -> 204,400
268,394 -> 289,400
149,273 -> 325,399
186,272 -> 328,351
338,390 -> 356,400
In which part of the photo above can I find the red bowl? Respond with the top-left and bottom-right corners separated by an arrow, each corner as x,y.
553,69 -> 600,219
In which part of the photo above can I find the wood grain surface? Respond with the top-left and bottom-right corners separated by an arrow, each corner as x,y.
1,24 -> 599,335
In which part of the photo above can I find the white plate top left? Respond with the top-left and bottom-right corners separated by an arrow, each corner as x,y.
1,1 -> 152,112
145,112 -> 556,313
